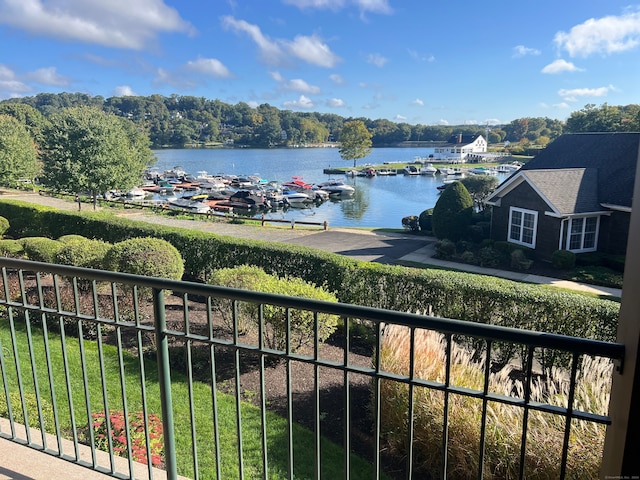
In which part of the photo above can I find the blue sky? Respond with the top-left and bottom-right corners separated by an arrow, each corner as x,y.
0,0 -> 639,126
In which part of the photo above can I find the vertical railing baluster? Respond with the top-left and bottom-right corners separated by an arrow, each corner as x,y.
207,295 -> 222,480
373,321 -> 382,480
313,311 -> 321,480
343,316 -> 350,480
154,287 -> 178,480
258,303 -> 269,479
406,327 -> 416,480
36,272 -> 62,455
518,346 -> 535,479
14,271 -> 32,444
55,274 -> 80,461
559,352 -> 580,479
232,299 -> 245,479
286,307 -> 294,480
184,292 -> 200,480
442,333 -> 452,478
112,283 -> 134,478
478,340 -> 493,479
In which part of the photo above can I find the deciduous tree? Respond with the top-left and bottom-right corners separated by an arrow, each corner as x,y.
0,114 -> 40,186
40,106 -> 154,209
338,120 -> 372,168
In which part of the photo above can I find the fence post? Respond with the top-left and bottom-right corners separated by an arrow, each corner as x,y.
153,288 -> 178,480
601,153 -> 640,478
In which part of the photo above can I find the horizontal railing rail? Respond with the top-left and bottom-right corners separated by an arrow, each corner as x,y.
0,257 -> 625,479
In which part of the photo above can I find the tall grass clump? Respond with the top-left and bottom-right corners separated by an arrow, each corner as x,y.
377,325 -> 612,479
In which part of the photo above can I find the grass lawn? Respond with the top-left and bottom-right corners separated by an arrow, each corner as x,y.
0,320 -> 382,479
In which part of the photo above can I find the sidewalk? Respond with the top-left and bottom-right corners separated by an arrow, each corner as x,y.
400,242 -> 622,298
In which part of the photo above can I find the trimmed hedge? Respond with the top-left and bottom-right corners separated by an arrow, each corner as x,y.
0,200 -> 620,370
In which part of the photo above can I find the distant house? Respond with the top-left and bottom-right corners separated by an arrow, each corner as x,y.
485,132 -> 640,261
433,134 -> 487,163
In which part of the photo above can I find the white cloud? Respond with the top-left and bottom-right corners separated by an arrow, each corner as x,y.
25,66 -> 70,86
395,114 -> 407,121
283,0 -> 392,15
558,85 -> 615,102
438,119 -> 450,126
408,49 -> 435,62
186,58 -> 233,78
270,71 -> 321,94
286,78 -> 321,94
222,16 -> 284,65
541,59 -> 583,74
0,65 -> 31,97
367,53 -> 388,67
484,118 -> 501,126
329,73 -> 345,84
0,0 -> 194,50
512,45 -> 541,58
113,85 -> 136,96
286,34 -> 340,68
554,10 -> 640,57
283,95 -> 315,109
222,17 -> 340,67
412,98 -> 424,106
327,98 -> 345,107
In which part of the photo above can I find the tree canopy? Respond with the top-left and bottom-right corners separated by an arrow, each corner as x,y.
458,175 -> 500,211
338,120 -> 373,168
0,114 -> 40,186
432,181 -> 474,242
40,106 -> 154,206
2,92 -> 639,150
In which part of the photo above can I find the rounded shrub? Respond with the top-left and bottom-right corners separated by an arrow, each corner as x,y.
54,237 -> 112,269
418,208 -> 433,232
104,237 -> 185,281
208,265 -> 339,352
434,239 -> 456,259
0,216 -> 9,237
20,237 -> 63,263
57,234 -> 91,244
552,249 -> 576,270
0,239 -> 24,257
431,181 -> 473,242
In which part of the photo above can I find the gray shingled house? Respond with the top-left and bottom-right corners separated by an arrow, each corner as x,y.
485,132 -> 640,261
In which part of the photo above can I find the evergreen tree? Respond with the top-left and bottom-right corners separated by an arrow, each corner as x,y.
432,181 -> 473,242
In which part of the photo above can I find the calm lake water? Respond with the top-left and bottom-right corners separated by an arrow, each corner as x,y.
152,147 -> 506,229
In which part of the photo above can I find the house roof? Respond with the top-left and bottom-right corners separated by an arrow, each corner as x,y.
443,134 -> 482,146
521,168 -> 601,215
519,132 -> 640,208
488,132 -> 640,212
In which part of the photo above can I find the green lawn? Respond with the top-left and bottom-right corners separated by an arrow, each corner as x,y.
0,319 -> 382,479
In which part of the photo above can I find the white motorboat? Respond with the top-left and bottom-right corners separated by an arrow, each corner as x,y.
281,189 -> 313,204
315,179 -> 356,196
168,198 -> 211,214
420,163 -> 437,176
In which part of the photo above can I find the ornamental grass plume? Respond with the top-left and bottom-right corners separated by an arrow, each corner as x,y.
377,325 -> 611,479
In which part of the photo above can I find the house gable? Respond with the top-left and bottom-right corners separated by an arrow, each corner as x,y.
487,132 -> 640,259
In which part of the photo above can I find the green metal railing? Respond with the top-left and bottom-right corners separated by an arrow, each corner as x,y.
0,258 -> 625,479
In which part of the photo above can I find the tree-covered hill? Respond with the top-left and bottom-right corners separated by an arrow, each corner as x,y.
1,92 -> 637,149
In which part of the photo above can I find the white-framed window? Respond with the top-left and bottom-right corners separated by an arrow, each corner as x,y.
508,207 -> 538,248
566,216 -> 599,253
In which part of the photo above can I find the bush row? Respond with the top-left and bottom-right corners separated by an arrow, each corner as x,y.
0,200 -> 620,369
